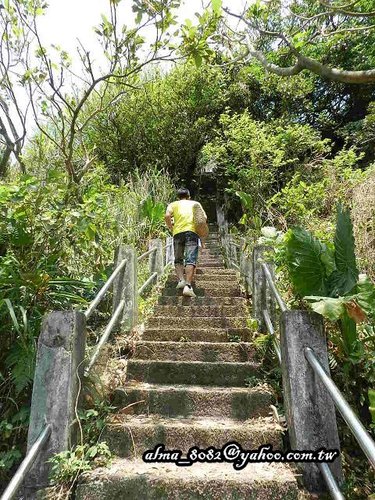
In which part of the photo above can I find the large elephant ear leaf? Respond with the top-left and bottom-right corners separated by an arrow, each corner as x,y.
328,204 -> 358,297
285,227 -> 333,296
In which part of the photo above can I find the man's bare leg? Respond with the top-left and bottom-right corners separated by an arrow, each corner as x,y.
185,264 -> 195,285
175,264 -> 185,282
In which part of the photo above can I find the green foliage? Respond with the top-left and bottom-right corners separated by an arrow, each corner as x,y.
369,389 -> 375,427
84,64 -> 228,183
48,442 -> 112,485
283,205 -> 375,359
140,196 -> 166,236
285,204 -> 359,299
201,110 -> 330,219
269,148 -> 365,230
285,227 -> 334,297
0,166 -> 173,485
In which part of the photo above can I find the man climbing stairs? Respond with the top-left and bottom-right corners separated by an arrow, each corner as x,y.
75,227 -> 301,499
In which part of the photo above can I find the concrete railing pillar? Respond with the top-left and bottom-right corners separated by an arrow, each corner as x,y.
239,238 -> 252,295
24,311 -> 86,497
280,310 -> 343,492
229,237 -> 238,267
113,245 -> 137,331
223,234 -> 231,268
165,236 -> 174,266
252,245 -> 276,332
149,238 -> 164,277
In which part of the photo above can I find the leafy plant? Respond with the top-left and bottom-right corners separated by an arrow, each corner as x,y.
284,204 -> 375,357
140,196 -> 166,237
48,442 -> 111,485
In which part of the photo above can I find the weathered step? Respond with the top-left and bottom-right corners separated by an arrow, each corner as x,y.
198,255 -> 223,260
126,359 -> 260,386
147,317 -> 248,329
132,341 -> 255,362
152,305 -> 247,318
101,415 -> 283,457
142,328 -> 252,342
167,275 -> 238,285
158,296 -> 247,306
162,286 -> 242,297
197,264 -> 225,269
197,263 -> 225,268
76,459 -> 299,500
195,268 -> 237,275
112,382 -> 273,419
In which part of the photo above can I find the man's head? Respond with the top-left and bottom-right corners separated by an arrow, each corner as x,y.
177,188 -> 190,200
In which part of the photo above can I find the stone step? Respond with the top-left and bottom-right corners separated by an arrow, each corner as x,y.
142,328 -> 252,342
112,382 -> 273,419
76,459 -> 299,500
198,258 -> 223,263
152,305 -> 247,318
147,316 -> 248,329
198,260 -> 224,266
158,296 -> 247,306
126,359 -> 260,386
132,341 -> 255,362
197,263 -> 225,268
101,415 -> 283,457
200,247 -> 222,253
162,286 -> 242,298
167,275 -> 238,285
195,268 -> 237,275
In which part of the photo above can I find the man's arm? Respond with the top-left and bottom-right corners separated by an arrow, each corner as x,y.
165,205 -> 174,232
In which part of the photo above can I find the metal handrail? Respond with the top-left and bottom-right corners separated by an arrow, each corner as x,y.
84,258 -> 127,320
317,463 -> 345,500
218,224 -> 344,498
1,424 -> 52,500
261,262 -> 287,312
305,347 -> 375,469
265,309 -> 343,497
138,271 -> 158,295
263,309 -> 281,363
230,240 -> 241,249
86,299 -> 126,374
138,246 -> 157,262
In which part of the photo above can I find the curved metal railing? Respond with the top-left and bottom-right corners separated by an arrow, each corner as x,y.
261,261 -> 374,498
1,236 -> 173,500
1,425 -> 52,500
219,226 -> 375,500
85,258 -> 127,320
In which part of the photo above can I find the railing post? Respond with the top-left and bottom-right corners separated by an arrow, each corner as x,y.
223,234 -> 231,268
239,238 -> 252,294
280,310 -> 343,492
113,245 -> 137,331
230,237 -> 238,267
216,204 -> 228,236
149,238 -> 164,277
165,236 -> 174,267
252,245 -> 276,332
24,311 -> 86,497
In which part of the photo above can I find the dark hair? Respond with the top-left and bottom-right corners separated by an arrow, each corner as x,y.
177,188 -> 190,199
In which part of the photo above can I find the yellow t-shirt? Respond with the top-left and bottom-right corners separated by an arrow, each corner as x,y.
166,200 -> 206,236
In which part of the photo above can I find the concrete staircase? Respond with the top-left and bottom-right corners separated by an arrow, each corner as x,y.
76,227 -> 300,499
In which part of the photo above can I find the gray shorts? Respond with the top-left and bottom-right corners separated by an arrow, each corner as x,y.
173,231 -> 199,267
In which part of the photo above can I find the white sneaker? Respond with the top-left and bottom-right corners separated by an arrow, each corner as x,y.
176,279 -> 186,289
183,284 -> 196,297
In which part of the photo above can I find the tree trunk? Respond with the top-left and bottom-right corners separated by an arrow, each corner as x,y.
0,147 -> 12,178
